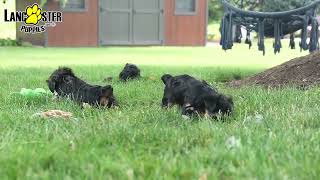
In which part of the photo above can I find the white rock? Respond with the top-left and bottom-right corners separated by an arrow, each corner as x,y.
225,136 -> 241,150
182,115 -> 190,120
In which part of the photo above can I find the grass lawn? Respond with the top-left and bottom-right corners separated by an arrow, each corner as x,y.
207,23 -> 221,41
0,45 -> 319,179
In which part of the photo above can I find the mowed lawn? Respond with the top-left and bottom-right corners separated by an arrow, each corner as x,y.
0,45 -> 319,179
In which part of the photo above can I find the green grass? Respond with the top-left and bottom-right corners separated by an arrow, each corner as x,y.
0,45 -> 319,179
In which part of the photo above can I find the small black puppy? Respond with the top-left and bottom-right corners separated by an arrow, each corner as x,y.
161,74 -> 233,118
119,63 -> 141,81
47,67 -> 117,107
161,74 -> 216,107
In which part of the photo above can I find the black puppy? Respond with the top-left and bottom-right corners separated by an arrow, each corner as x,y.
161,74 -> 233,118
119,63 -> 141,81
161,74 -> 216,107
47,67 -> 117,107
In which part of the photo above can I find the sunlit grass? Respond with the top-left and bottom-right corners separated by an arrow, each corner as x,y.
0,41 -> 308,69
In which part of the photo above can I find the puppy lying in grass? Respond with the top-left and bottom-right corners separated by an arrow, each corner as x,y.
119,63 -> 141,81
47,67 -> 117,108
161,74 -> 233,118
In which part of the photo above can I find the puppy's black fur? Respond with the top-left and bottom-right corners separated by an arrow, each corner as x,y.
119,63 -> 141,81
47,67 -> 117,107
161,74 -> 233,118
161,74 -> 216,107
182,84 -> 233,118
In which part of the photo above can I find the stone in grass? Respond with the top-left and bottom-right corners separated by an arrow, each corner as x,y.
225,136 -> 241,150
243,113 -> 264,124
148,76 -> 157,81
182,115 -> 190,120
126,169 -> 134,180
32,110 -> 73,119
103,77 -> 113,82
255,114 -> 264,123
82,103 -> 92,109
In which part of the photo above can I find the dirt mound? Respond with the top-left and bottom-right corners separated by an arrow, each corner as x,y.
228,52 -> 320,88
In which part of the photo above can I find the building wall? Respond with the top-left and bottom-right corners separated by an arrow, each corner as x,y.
46,0 -> 98,47
16,0 -> 45,46
18,0 -> 207,46
164,0 -> 207,46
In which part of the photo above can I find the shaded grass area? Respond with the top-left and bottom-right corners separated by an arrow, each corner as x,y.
0,47 -> 319,179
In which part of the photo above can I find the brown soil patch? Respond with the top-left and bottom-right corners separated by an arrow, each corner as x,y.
228,52 -> 320,88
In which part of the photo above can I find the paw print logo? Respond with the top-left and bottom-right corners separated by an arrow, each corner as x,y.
25,4 -> 42,25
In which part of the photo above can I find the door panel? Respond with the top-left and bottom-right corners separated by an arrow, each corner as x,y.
99,0 -> 163,45
105,0 -> 130,9
133,0 -> 162,44
99,0 -> 131,45
133,13 -> 160,44
103,12 -> 130,43
133,0 -> 158,9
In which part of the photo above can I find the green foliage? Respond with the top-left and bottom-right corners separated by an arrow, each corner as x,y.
207,23 -> 221,41
39,0 -> 68,7
208,0 -> 224,22
0,38 -> 22,46
229,0 -> 263,11
2,0 -> 68,7
0,39 -> 35,47
262,0 -> 317,11
227,0 -> 317,11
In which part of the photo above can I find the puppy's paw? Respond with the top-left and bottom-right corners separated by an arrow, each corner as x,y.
182,104 -> 195,116
182,115 -> 190,120
52,91 -> 59,101
82,103 -> 92,109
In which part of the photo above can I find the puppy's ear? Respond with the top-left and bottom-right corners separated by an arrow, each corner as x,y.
101,85 -> 113,96
161,74 -> 173,85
